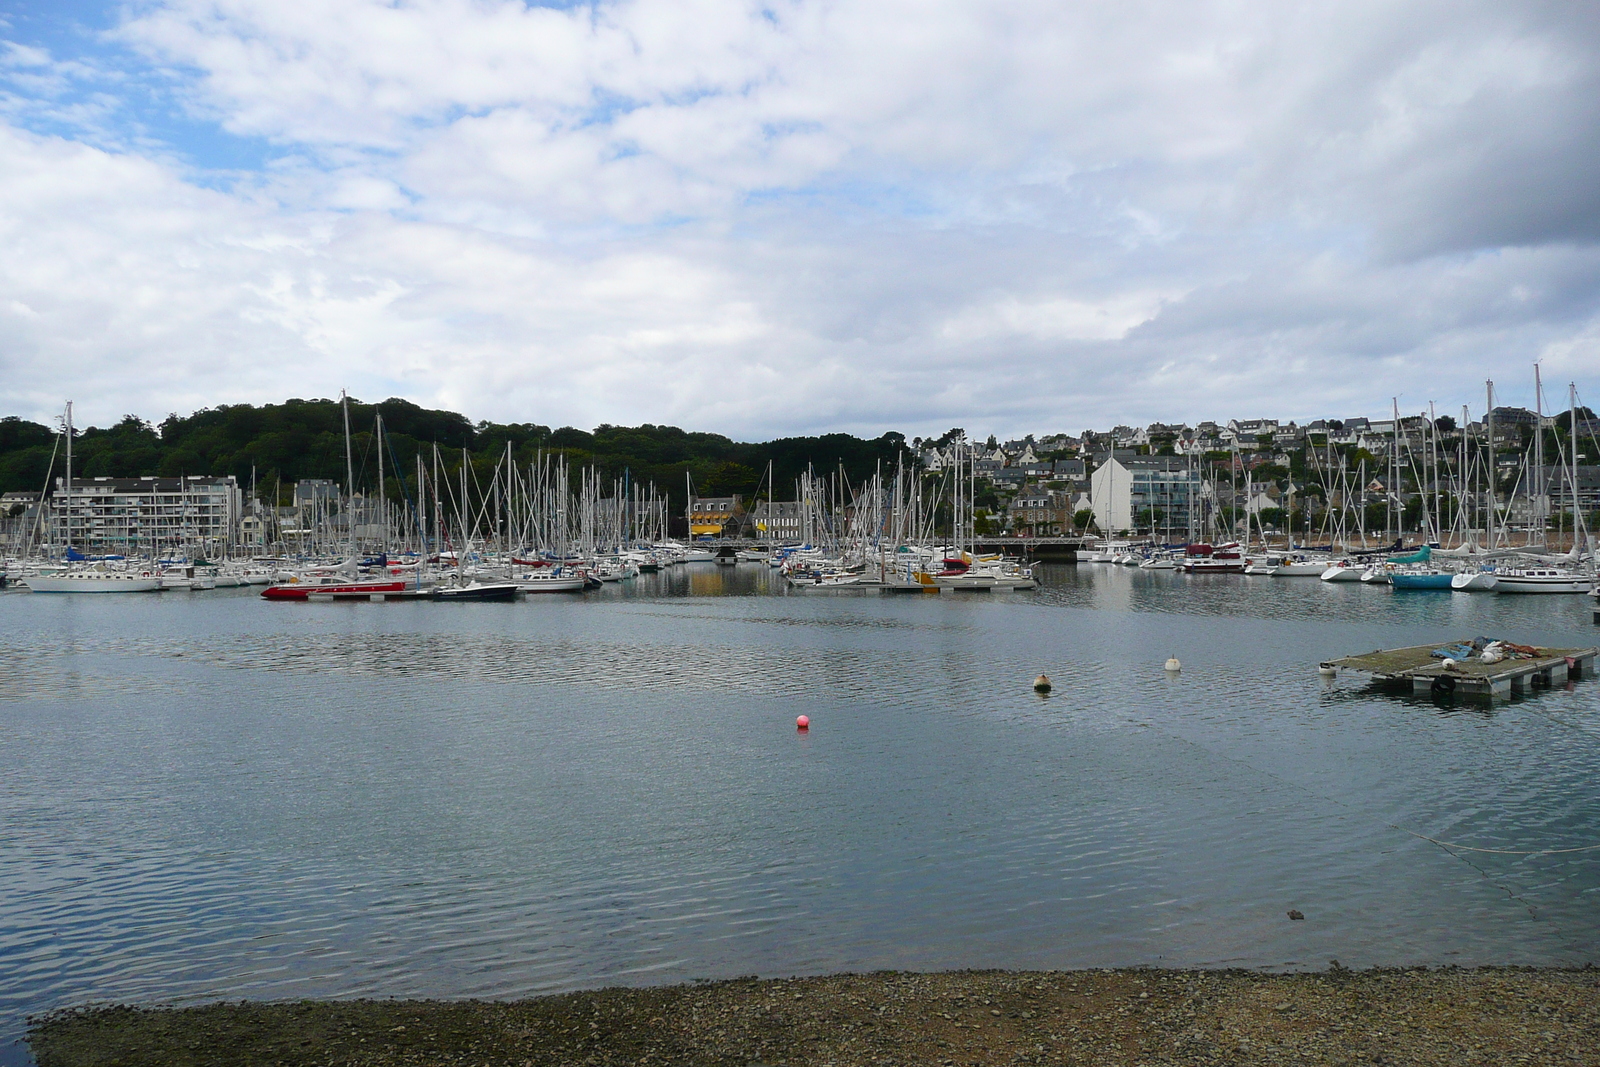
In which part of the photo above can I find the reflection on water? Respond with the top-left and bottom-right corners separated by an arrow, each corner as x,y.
3,564 -> 1599,1064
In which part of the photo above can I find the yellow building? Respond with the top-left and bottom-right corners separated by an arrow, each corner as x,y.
689,495 -> 742,537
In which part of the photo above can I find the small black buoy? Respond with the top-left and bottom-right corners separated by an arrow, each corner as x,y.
1287,909 -> 1305,921
1033,674 -> 1052,693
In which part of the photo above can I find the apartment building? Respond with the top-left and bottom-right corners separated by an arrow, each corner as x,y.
51,475 -> 243,551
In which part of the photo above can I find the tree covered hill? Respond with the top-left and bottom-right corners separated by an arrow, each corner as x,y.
0,399 -> 909,510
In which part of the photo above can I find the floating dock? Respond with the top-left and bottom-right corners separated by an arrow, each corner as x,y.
1323,641 -> 1598,702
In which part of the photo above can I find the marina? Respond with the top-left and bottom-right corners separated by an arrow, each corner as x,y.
5,562 -> 1600,1065
9,3 -> 1600,1059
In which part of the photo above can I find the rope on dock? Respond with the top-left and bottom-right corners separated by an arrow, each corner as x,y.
1396,827 -> 1600,856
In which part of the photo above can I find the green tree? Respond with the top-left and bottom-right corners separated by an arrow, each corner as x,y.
1136,506 -> 1166,531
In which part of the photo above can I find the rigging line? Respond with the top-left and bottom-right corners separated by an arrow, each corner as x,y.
1392,829 -> 1600,857
1496,696 -> 1600,744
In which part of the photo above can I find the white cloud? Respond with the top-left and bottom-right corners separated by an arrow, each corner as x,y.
1,0 -> 1598,437
940,293 -> 1174,344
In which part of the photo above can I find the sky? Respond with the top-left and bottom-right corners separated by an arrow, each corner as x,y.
2,0 -> 1599,440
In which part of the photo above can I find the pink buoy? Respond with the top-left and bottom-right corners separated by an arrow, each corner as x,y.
796,715 -> 810,730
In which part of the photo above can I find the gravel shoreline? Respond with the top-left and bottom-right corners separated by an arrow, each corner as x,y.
28,966 -> 1600,1066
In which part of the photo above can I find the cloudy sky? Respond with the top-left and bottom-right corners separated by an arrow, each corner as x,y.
2,1 -> 1598,439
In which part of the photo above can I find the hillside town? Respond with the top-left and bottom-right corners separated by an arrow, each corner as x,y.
906,406 -> 1600,543
2,401 -> 1598,559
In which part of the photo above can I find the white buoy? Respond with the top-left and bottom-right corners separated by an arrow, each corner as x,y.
1164,656 -> 1181,673
1318,664 -> 1337,678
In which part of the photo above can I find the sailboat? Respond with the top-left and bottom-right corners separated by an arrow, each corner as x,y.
19,403 -> 166,593
24,566 -> 164,593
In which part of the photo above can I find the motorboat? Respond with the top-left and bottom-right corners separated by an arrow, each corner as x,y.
260,573 -> 412,600
1081,540 -> 1130,563
1180,543 -> 1246,574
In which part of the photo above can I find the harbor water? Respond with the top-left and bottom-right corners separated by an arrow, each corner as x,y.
4,564 -> 1600,1062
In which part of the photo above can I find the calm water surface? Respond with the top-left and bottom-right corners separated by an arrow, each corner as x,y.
4,564 -> 1600,1061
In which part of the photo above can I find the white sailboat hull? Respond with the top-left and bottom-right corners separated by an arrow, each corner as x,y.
1272,561 -> 1331,576
515,575 -> 587,593
1494,574 -> 1592,594
24,574 -> 164,593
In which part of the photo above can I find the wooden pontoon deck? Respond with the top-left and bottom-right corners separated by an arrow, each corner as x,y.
1323,640 -> 1598,702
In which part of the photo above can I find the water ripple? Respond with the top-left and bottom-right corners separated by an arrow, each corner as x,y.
2,566 -> 1599,1066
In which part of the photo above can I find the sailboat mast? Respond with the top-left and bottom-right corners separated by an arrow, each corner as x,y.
1478,383 -> 1491,550
1431,414 -> 1443,546
1391,398 -> 1401,545
1534,364 -> 1545,547
1571,381 -> 1582,547
341,390 -> 355,554
62,400 -> 73,554
376,409 -> 387,553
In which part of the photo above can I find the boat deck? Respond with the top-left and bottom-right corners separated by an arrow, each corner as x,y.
1323,640 -> 1598,702
302,588 -> 433,601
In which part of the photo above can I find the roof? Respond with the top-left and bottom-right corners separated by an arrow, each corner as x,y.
54,476 -> 237,493
1111,455 -> 1198,472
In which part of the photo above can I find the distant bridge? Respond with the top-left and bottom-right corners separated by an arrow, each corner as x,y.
971,537 -> 1092,561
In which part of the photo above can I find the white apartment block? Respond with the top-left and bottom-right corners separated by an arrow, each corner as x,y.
52,476 -> 243,551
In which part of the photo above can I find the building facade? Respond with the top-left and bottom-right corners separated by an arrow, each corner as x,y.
51,476 -> 243,552
749,500 -> 804,541
1090,455 -> 1204,535
689,495 -> 742,537
1007,490 -> 1073,536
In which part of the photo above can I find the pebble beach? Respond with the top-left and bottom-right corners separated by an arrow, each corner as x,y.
29,966 -> 1600,1066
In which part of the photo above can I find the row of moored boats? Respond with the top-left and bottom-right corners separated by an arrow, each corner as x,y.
1082,540 -> 1596,594
4,543 -> 734,598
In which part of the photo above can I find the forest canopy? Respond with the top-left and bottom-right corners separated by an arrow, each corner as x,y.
0,399 -> 910,511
